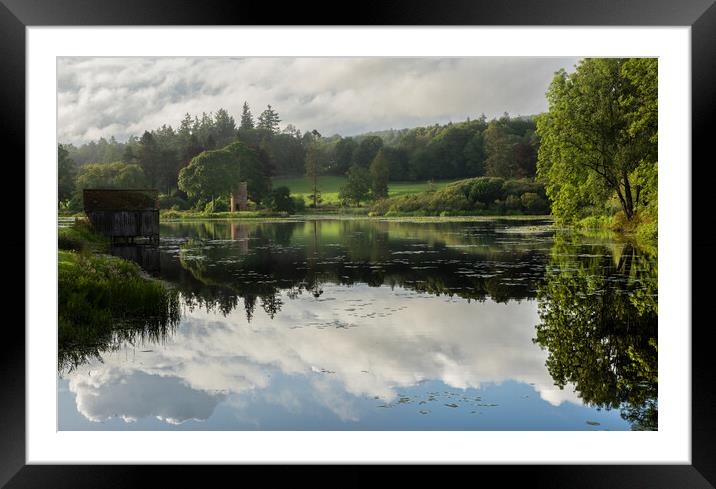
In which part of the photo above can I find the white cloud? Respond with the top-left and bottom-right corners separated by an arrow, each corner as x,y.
66,285 -> 581,425
57,57 -> 579,145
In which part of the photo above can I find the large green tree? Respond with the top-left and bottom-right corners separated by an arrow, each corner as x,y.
537,58 -> 658,222
178,148 -> 241,208
339,164 -> 371,206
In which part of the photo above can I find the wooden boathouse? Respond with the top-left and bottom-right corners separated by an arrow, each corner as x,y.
83,189 -> 160,244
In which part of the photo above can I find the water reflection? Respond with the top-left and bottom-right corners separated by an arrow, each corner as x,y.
534,235 -> 658,430
164,219 -> 553,322
58,219 -> 657,430
110,244 -> 161,273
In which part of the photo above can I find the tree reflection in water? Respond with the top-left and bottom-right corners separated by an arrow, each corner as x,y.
533,234 -> 658,430
168,219 -> 551,322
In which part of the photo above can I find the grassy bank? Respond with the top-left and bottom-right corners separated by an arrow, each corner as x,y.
574,211 -> 658,246
160,209 -> 290,220
58,221 -> 180,371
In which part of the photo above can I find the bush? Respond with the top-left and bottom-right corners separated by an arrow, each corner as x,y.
467,177 -> 505,205
505,194 -> 522,210
204,196 -> 229,213
502,179 -> 544,198
266,186 -> 296,213
58,234 -> 85,252
368,176 -> 547,216
636,219 -> 658,242
520,192 -> 548,212
576,215 -> 613,229
159,193 -> 189,210
292,196 -> 306,213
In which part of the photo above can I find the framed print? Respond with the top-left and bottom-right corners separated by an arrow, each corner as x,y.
6,0 -> 715,485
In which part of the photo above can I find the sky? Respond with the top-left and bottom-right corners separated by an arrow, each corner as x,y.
57,57 -> 580,146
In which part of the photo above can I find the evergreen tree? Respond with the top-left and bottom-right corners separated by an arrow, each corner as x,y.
257,104 -> 281,134
214,108 -> 237,148
138,131 -> 161,187
240,101 -> 255,130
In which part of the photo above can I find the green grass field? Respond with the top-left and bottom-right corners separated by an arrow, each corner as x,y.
272,175 -> 459,205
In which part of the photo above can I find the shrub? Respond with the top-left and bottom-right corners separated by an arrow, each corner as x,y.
292,196 -> 306,213
159,193 -> 189,210
520,192 -> 548,213
266,186 -> 296,213
204,196 -> 229,213
577,215 -> 613,229
369,176 -> 546,216
505,194 -> 522,210
502,178 -> 544,198
467,177 -> 505,205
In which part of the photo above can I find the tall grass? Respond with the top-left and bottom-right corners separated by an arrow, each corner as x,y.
58,222 -> 181,373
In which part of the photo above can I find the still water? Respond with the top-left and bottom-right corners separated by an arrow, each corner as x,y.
58,218 -> 658,430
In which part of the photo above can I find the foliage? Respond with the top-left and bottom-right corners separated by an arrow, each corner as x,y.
74,161 -> 148,190
266,186 -> 296,213
534,235 -> 658,430
240,101 -> 254,130
58,219 -> 109,253
352,135 -> 383,168
257,104 -> 281,134
58,144 -> 77,204
158,191 -> 190,210
204,195 -> 230,213
333,137 -> 358,175
339,164 -> 372,206
63,108 -> 542,212
370,176 -> 549,216
58,249 -> 180,372
71,162 -> 149,209
178,148 -> 240,206
370,148 -> 390,199
537,58 -> 658,228
304,133 -> 327,208
224,141 -> 271,204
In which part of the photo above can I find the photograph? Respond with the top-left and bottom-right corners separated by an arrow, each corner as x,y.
56,56 -> 658,432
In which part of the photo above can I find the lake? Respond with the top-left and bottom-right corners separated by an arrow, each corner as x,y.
58,217 -> 658,430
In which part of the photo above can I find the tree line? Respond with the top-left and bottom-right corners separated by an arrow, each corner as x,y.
59,103 -> 541,210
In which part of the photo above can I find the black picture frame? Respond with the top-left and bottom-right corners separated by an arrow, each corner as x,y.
6,0 -> 715,485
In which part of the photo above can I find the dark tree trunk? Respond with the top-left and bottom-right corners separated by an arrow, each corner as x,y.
622,171 -> 634,219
